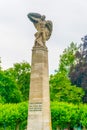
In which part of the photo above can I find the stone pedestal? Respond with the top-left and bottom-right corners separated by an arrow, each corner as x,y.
27,46 -> 52,130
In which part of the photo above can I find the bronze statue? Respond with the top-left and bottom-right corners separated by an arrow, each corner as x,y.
27,13 -> 53,47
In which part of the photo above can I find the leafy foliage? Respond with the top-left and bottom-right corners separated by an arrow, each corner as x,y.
50,72 -> 84,104
4,61 -> 31,101
0,70 -> 22,103
69,47 -> 87,102
58,42 -> 78,74
0,102 -> 28,129
1,102 -> 87,129
51,102 -> 80,129
80,104 -> 87,128
50,42 -> 84,104
51,102 -> 87,129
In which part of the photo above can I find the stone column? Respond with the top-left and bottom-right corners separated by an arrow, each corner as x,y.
27,46 -> 52,130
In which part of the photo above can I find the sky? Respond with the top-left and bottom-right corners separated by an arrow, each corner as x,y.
0,0 -> 87,74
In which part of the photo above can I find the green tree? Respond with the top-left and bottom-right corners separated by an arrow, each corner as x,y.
50,71 -> 84,104
50,42 -> 84,104
5,61 -> 31,101
58,42 -> 78,75
69,42 -> 87,102
0,70 -> 22,103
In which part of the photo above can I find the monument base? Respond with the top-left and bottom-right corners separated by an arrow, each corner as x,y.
27,46 -> 52,130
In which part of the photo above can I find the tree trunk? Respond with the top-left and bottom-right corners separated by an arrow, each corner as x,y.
82,127 -> 86,130
15,122 -> 20,130
56,126 -> 61,130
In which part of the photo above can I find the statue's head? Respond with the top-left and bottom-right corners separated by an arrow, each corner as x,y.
41,15 -> 46,21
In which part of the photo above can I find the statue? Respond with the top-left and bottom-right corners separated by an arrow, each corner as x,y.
27,13 -> 53,47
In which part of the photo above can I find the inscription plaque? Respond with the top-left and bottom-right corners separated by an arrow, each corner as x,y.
29,102 -> 42,111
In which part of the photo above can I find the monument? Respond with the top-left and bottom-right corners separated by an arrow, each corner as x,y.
27,12 -> 53,130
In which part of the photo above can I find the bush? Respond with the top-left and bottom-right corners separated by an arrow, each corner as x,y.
0,102 -> 28,129
0,102 -> 87,129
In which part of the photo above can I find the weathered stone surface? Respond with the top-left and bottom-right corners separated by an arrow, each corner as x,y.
27,46 -> 52,130
27,12 -> 53,47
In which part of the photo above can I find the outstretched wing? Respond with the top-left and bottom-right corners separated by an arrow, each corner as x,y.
45,20 -> 53,40
27,12 -> 41,23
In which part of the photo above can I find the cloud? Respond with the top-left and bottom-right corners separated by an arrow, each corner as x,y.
0,0 -> 87,73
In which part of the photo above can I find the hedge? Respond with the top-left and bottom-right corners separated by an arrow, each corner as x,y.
0,102 -> 87,129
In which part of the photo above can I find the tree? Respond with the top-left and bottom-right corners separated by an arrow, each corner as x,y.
69,36 -> 87,103
4,61 -> 31,101
50,42 -> 84,104
50,71 -> 84,104
69,61 -> 87,89
58,42 -> 78,75
0,70 -> 22,103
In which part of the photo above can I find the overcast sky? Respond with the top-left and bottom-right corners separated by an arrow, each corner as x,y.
0,0 -> 87,74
